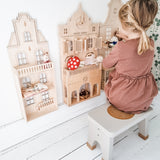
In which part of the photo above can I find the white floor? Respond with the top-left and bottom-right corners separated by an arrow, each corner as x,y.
0,93 -> 160,160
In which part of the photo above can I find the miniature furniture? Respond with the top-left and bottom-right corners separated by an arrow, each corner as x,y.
59,4 -> 102,106
7,13 -> 58,121
87,103 -> 153,160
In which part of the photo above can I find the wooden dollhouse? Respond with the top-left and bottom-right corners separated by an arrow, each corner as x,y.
59,4 -> 103,106
100,0 -> 123,89
7,13 -> 58,121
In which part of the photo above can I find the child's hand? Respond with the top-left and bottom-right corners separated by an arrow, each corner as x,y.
115,31 -> 129,41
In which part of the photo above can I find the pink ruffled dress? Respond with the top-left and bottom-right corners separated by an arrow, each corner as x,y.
103,39 -> 158,113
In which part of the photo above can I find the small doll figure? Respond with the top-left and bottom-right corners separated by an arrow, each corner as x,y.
43,52 -> 50,63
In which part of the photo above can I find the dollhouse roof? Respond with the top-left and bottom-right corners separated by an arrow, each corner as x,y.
104,0 -> 122,25
64,4 -> 95,34
7,13 -> 47,47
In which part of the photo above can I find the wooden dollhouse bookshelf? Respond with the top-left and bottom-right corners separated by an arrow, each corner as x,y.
59,4 -> 103,106
100,0 -> 123,89
7,13 -> 58,121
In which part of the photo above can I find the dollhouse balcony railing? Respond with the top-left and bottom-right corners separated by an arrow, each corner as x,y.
35,98 -> 54,111
64,63 -> 102,76
16,62 -> 54,77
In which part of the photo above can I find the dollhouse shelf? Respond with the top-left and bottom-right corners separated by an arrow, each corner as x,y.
21,83 -> 54,99
7,13 -> 58,121
64,63 -> 101,75
15,62 -> 54,77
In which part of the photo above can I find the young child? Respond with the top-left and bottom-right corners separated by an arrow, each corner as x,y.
103,0 -> 158,113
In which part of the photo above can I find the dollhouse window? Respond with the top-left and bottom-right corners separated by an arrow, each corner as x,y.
42,91 -> 49,101
26,97 -> 34,106
75,40 -> 82,52
106,27 -> 111,40
22,77 -> 31,88
92,26 -> 96,32
36,50 -> 43,64
68,41 -> 73,51
114,8 -> 117,14
40,73 -> 47,83
18,53 -> 27,65
24,32 -> 31,42
64,28 -> 68,34
87,38 -> 93,49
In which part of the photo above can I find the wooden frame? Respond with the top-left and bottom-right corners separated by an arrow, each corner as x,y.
7,13 -> 58,121
59,4 -> 102,106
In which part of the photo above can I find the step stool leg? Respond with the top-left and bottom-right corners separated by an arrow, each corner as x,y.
87,121 -> 97,150
101,136 -> 113,160
138,118 -> 149,140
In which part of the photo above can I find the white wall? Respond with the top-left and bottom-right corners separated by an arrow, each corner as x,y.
0,0 -> 127,126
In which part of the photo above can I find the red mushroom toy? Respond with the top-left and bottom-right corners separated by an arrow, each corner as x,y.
67,56 -> 80,70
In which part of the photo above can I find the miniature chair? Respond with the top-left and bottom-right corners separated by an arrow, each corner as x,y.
87,103 -> 153,160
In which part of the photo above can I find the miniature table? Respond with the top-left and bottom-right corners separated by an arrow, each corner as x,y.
87,103 -> 153,160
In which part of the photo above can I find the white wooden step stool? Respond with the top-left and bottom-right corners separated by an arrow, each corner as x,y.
87,103 -> 153,160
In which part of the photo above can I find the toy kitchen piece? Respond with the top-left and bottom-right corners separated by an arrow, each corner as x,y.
59,4 -> 103,106
7,13 -> 58,121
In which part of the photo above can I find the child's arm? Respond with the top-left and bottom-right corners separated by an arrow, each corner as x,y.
103,42 -> 120,69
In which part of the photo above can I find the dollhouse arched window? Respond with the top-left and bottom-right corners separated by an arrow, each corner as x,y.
26,97 -> 34,106
42,91 -> 49,102
36,50 -> 43,64
22,77 -> 31,88
40,73 -> 47,83
24,32 -> 31,42
18,53 -> 27,65
87,38 -> 93,49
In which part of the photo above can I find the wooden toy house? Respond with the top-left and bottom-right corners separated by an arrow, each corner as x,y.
100,0 -> 123,89
7,13 -> 58,121
59,5 -> 103,106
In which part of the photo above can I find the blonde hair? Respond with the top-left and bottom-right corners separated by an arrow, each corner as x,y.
119,0 -> 158,55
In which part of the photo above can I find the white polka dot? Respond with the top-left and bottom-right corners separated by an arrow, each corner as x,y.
76,59 -> 79,62
74,62 -> 76,65
71,61 -> 73,64
73,58 -> 75,61
68,63 -> 70,66
71,65 -> 73,68
75,66 -> 77,68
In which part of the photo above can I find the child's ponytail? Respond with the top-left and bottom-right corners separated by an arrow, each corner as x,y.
138,28 -> 153,55
119,0 -> 158,55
